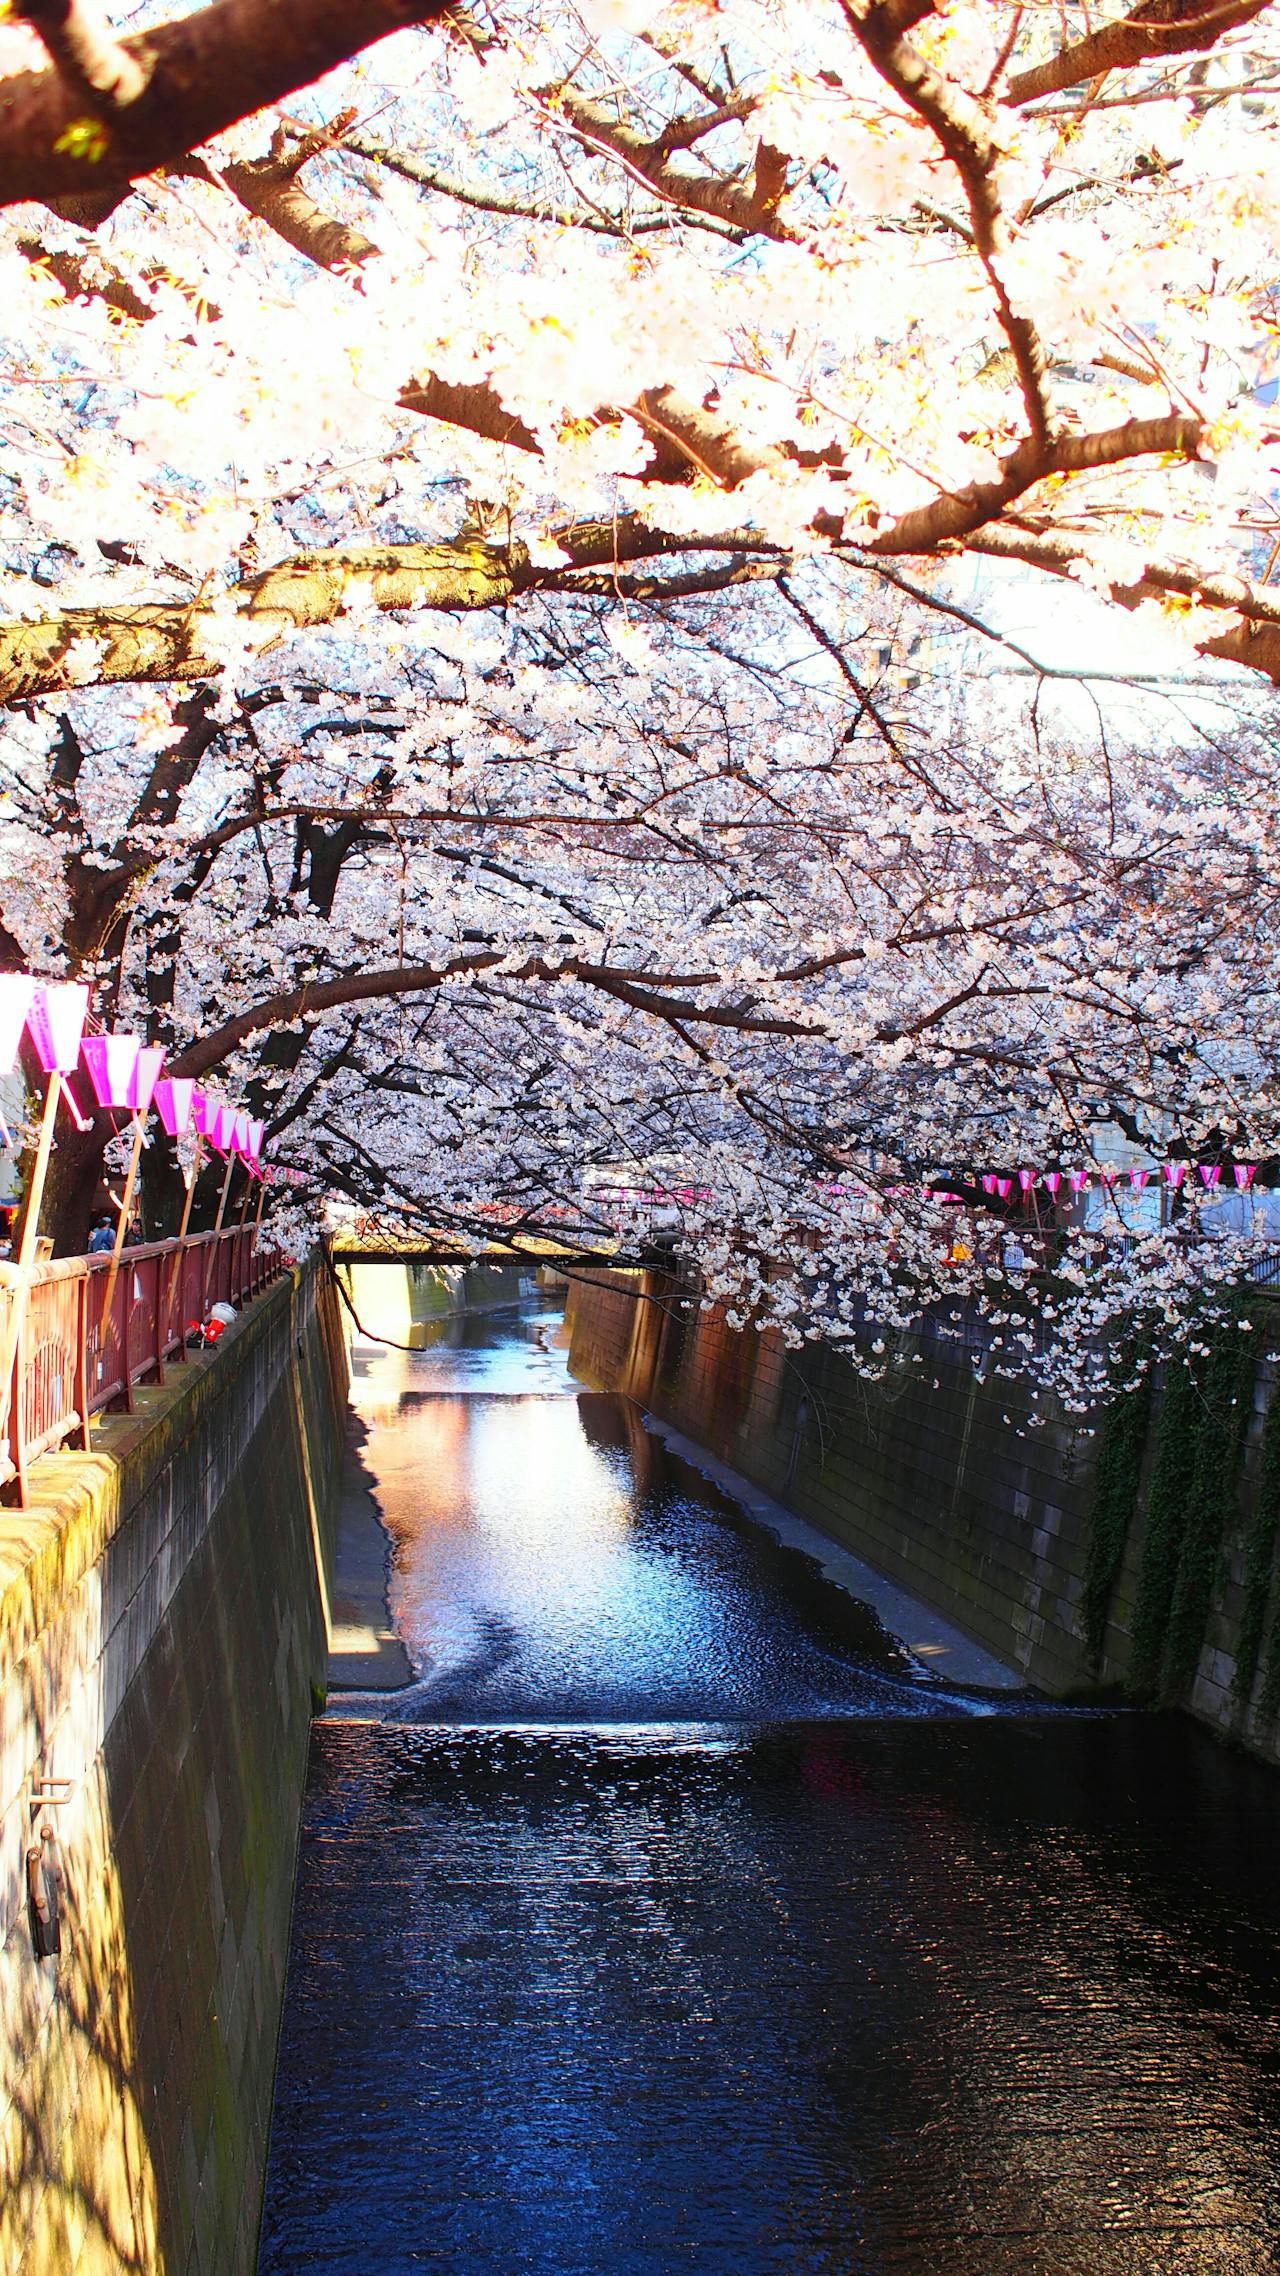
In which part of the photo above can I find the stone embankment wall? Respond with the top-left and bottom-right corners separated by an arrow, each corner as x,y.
0,1261 -> 347,2276
565,1270 -> 1280,1771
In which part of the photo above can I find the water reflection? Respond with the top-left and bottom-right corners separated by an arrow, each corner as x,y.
262,1717 -> 1280,2276
260,1303 -> 1280,2276
345,1306 -> 950,1724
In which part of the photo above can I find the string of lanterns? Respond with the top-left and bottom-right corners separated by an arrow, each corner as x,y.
595,1162 -> 1265,1210
0,975 -> 273,1276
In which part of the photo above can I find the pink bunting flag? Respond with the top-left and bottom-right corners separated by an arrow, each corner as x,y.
0,974 -> 36,1075
80,1032 -> 141,1110
1235,1164 -> 1257,1190
1164,1162 -> 1185,1188
1199,1164 -> 1221,1188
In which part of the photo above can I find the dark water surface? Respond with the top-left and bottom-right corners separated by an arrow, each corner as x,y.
259,1305 -> 1280,2275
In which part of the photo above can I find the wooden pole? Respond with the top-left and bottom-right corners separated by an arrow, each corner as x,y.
201,1149 -> 237,1315
160,1130 -> 204,1365
97,1113 -> 147,1349
0,1074 -> 61,1458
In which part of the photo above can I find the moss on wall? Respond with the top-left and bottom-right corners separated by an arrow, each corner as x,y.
0,1260 -> 347,2276
1128,1315 -> 1257,1705
1081,1355 -> 1151,1671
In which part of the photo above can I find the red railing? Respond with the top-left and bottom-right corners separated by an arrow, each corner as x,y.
0,1230 -> 285,1505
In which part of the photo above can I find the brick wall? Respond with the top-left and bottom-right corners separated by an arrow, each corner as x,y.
0,1260 -> 347,2276
565,1271 -> 1280,1770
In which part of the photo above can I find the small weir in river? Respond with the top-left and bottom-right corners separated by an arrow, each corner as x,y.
259,1300 -> 1280,2275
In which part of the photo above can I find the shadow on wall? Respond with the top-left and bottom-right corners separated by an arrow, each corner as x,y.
0,1263 -> 346,2276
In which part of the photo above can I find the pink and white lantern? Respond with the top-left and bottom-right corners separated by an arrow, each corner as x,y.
80,1032 -> 141,1110
26,982 -> 89,1073
128,1045 -> 165,1115
153,1078 -> 196,1138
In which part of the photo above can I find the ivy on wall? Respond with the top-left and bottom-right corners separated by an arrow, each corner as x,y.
1127,1313 -> 1258,1705
1231,1361 -> 1280,1711
1081,1352 -> 1151,1671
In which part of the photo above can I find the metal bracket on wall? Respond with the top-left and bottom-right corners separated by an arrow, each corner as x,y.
27,1778 -> 74,1961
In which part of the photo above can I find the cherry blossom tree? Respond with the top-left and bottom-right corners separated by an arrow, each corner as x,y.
4,0 -> 1280,1399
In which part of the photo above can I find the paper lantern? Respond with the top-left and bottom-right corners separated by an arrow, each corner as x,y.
26,982 -> 89,1073
231,1113 -> 252,1157
1199,1164 -> 1221,1188
128,1045 -> 165,1114
982,1174 -> 998,1195
80,1033 -> 141,1109
210,1106 -> 237,1153
246,1118 -> 265,1161
1130,1169 -> 1150,1192
1018,1170 -> 1036,1193
996,1177 -> 1012,1198
1043,1172 -> 1062,1196
1070,1169 -> 1089,1193
0,974 -> 36,1074
153,1078 -> 196,1138
1164,1162 -> 1185,1188
1235,1164 -> 1257,1191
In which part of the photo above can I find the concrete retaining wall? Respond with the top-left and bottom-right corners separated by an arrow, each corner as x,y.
565,1270 -> 1280,1769
0,1260 -> 347,2276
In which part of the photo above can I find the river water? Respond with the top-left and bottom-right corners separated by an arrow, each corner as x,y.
259,1301 -> 1280,2275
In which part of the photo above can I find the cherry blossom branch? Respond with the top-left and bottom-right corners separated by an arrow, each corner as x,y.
0,0 -> 456,212
168,951 -> 817,1078
542,84 -> 792,240
849,1 -> 1051,448
348,138 -> 729,237
14,0 -> 147,108
963,522 -> 1280,681
0,406 -> 1211,706
0,524 -> 788,703
1005,0 -> 1273,109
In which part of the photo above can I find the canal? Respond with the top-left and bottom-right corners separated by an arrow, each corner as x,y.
259,1300 -> 1280,2274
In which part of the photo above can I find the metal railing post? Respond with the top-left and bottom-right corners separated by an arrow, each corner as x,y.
75,1269 -> 90,1450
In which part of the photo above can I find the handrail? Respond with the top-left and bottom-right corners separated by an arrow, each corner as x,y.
0,1229 -> 285,1507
